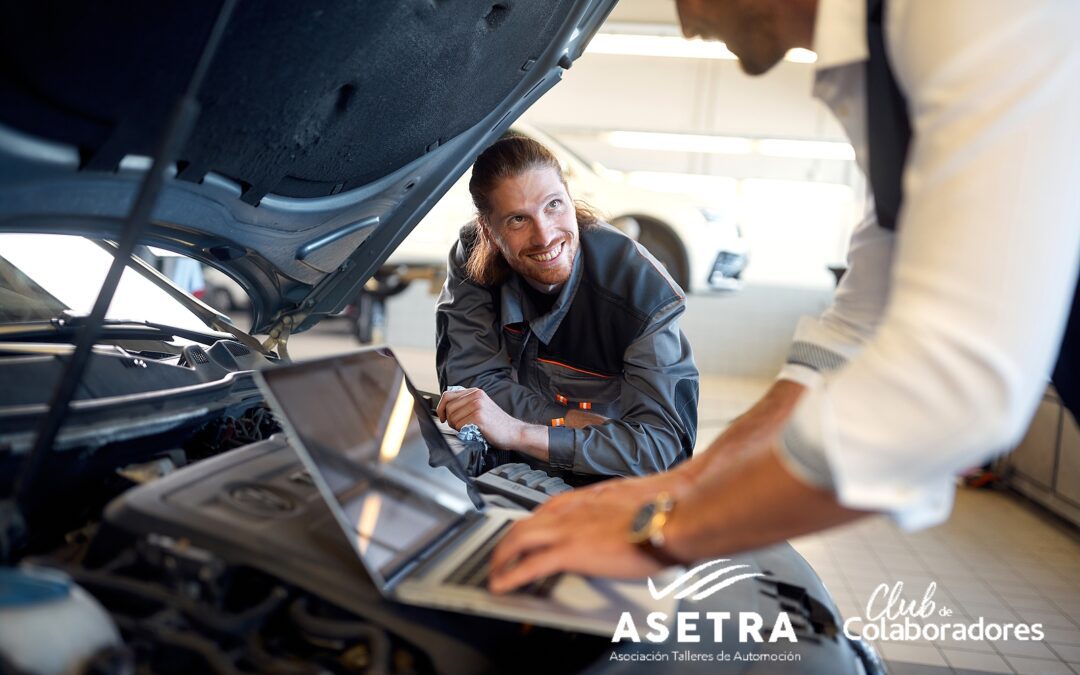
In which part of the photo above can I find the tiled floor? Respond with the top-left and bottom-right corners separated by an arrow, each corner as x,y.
693,374 -> 1080,674
790,489 -> 1080,674
694,373 -> 774,448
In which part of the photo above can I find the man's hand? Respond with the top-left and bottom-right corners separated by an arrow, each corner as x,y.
488,494 -> 670,594
488,443 -> 867,594
437,387 -> 527,449
486,470 -> 691,592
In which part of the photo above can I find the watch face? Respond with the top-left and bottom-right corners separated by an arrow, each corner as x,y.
631,502 -> 657,534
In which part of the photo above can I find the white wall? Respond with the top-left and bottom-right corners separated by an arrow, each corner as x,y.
524,53 -> 851,176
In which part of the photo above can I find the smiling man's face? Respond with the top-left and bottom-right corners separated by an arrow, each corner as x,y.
481,167 -> 579,293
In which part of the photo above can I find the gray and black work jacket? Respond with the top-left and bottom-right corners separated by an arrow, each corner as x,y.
436,222 -> 699,478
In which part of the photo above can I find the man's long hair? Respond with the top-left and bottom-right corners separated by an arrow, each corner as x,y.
465,134 -> 600,286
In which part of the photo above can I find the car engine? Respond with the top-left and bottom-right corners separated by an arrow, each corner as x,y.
1,392 -> 609,675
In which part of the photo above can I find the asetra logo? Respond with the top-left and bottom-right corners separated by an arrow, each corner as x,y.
647,559 -> 767,601
612,559 -> 798,644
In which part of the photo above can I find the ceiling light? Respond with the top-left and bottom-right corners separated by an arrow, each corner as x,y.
602,130 -> 853,161
758,139 -> 855,160
586,31 -> 816,64
588,33 -> 737,60
624,171 -> 738,196
605,131 -> 753,155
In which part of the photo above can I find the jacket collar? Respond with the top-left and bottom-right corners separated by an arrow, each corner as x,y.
499,237 -> 585,344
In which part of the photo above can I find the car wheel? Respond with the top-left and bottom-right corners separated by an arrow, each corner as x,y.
637,224 -> 689,291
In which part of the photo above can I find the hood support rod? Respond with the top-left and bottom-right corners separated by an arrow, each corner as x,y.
1,0 -> 239,561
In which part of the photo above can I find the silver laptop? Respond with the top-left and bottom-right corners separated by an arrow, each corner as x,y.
255,347 -> 671,636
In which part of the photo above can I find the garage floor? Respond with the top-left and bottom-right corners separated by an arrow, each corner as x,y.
689,373 -> 1080,675
289,305 -> 1080,675
792,492 -> 1080,674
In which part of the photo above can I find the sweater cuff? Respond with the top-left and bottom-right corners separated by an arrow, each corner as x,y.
777,363 -> 826,391
547,426 -> 575,469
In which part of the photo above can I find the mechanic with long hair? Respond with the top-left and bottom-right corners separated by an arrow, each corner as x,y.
435,134 -> 700,481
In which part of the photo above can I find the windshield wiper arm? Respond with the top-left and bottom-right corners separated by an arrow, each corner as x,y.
94,240 -> 270,357
53,314 -> 235,344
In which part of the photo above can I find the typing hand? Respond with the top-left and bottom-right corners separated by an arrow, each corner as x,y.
488,494 -> 668,594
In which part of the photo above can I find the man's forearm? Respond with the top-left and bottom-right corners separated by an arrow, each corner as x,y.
510,422 -> 549,462
505,409 -> 609,462
664,444 -> 865,562
659,374 -> 843,557
679,379 -> 807,487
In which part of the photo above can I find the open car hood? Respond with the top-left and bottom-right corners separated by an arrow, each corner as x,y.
0,0 -> 614,336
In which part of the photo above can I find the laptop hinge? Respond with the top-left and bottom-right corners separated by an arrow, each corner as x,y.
383,510 -> 488,591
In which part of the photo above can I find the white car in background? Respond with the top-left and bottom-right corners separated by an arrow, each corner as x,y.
390,123 -> 748,294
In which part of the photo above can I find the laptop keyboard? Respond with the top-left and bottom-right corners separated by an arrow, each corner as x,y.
444,522 -> 561,597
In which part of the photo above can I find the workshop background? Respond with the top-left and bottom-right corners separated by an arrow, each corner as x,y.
271,3 -> 1080,673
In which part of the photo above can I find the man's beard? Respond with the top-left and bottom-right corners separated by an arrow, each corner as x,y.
505,234 -> 577,288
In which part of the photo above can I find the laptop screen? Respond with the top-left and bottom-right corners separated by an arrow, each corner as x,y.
258,348 -> 483,586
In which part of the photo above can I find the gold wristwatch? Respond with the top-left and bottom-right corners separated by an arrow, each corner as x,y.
628,491 -> 676,550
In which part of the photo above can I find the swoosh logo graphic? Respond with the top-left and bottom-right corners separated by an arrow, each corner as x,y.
647,558 -> 767,601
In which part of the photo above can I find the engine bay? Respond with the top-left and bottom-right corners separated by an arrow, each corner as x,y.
10,436 -> 608,674
0,339 -> 613,674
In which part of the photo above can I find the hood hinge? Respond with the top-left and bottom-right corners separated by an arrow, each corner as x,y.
262,312 -> 306,362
